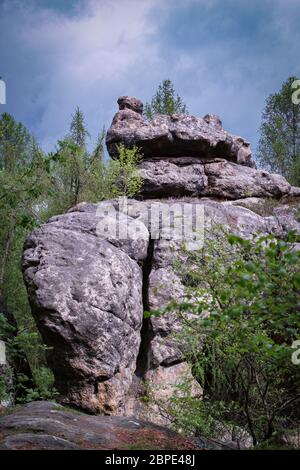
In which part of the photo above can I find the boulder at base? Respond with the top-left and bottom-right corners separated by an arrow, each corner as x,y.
0,401 -> 199,450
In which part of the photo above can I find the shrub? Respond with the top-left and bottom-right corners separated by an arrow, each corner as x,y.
153,230 -> 300,446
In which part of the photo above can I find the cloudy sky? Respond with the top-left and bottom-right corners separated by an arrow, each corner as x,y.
0,0 -> 299,155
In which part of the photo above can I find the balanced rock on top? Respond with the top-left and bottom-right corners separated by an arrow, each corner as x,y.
106,96 -> 295,200
106,95 -> 255,167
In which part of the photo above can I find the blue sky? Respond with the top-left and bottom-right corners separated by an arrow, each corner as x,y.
0,0 -> 299,156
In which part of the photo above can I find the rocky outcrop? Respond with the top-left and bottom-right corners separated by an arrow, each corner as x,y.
106,96 -> 255,167
138,158 -> 291,199
22,197 -> 299,419
0,401 -> 199,450
118,95 -> 143,114
106,96 -> 296,200
22,96 -> 300,429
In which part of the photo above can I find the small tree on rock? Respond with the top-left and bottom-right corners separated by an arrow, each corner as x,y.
144,79 -> 188,119
257,76 -> 300,185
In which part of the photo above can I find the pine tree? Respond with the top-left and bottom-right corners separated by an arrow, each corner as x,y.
0,112 -> 34,171
91,126 -> 106,164
52,107 -> 91,208
257,76 -> 300,185
0,113 -> 52,403
144,79 -> 188,119
69,107 -> 90,148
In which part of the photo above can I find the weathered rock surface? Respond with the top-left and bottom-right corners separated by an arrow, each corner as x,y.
139,158 -> 291,199
106,97 -> 255,167
144,363 -> 202,402
203,160 -> 291,199
22,197 -> 300,421
21,96 -> 300,433
0,401 -> 198,450
118,95 -> 143,114
139,158 -> 208,198
22,208 -> 146,414
106,96 -> 295,201
143,198 -> 284,373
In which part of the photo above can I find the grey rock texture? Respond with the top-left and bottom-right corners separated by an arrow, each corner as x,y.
203,160 -> 291,199
22,96 -> 300,427
143,198 -> 283,373
106,96 -> 295,201
117,95 -> 143,114
22,197 -> 300,419
22,205 -> 145,414
139,158 -> 291,199
0,401 -> 198,450
139,159 -> 208,198
106,97 -> 255,167
289,186 -> 300,198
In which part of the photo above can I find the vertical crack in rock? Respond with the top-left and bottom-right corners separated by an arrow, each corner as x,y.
135,237 -> 155,378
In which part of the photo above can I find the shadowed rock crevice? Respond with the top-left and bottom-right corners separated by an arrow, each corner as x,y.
135,238 -> 155,378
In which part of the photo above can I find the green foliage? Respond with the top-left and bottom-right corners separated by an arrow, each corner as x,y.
257,76 -> 300,185
47,139 -> 89,211
0,367 -> 12,404
0,112 -> 36,171
69,106 -> 90,148
16,367 -> 57,403
45,107 -> 93,211
46,114 -> 142,215
0,113 -> 51,397
144,79 -> 188,120
92,127 -> 105,163
0,313 -> 56,403
109,144 -> 143,197
152,230 -> 300,446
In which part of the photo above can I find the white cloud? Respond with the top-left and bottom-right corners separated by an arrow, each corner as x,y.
0,0 -> 298,155
1,0 -> 162,151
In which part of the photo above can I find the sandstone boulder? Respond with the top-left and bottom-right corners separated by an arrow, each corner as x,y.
138,158 -> 291,199
22,208 -> 145,414
117,95 -> 143,114
106,97 -> 255,167
139,159 -> 208,198
203,160 -> 291,199
22,93 -> 300,429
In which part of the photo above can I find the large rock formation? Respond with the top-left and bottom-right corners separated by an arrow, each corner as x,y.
106,96 -> 295,200
106,96 -> 255,167
22,96 -> 300,426
138,158 -> 291,199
